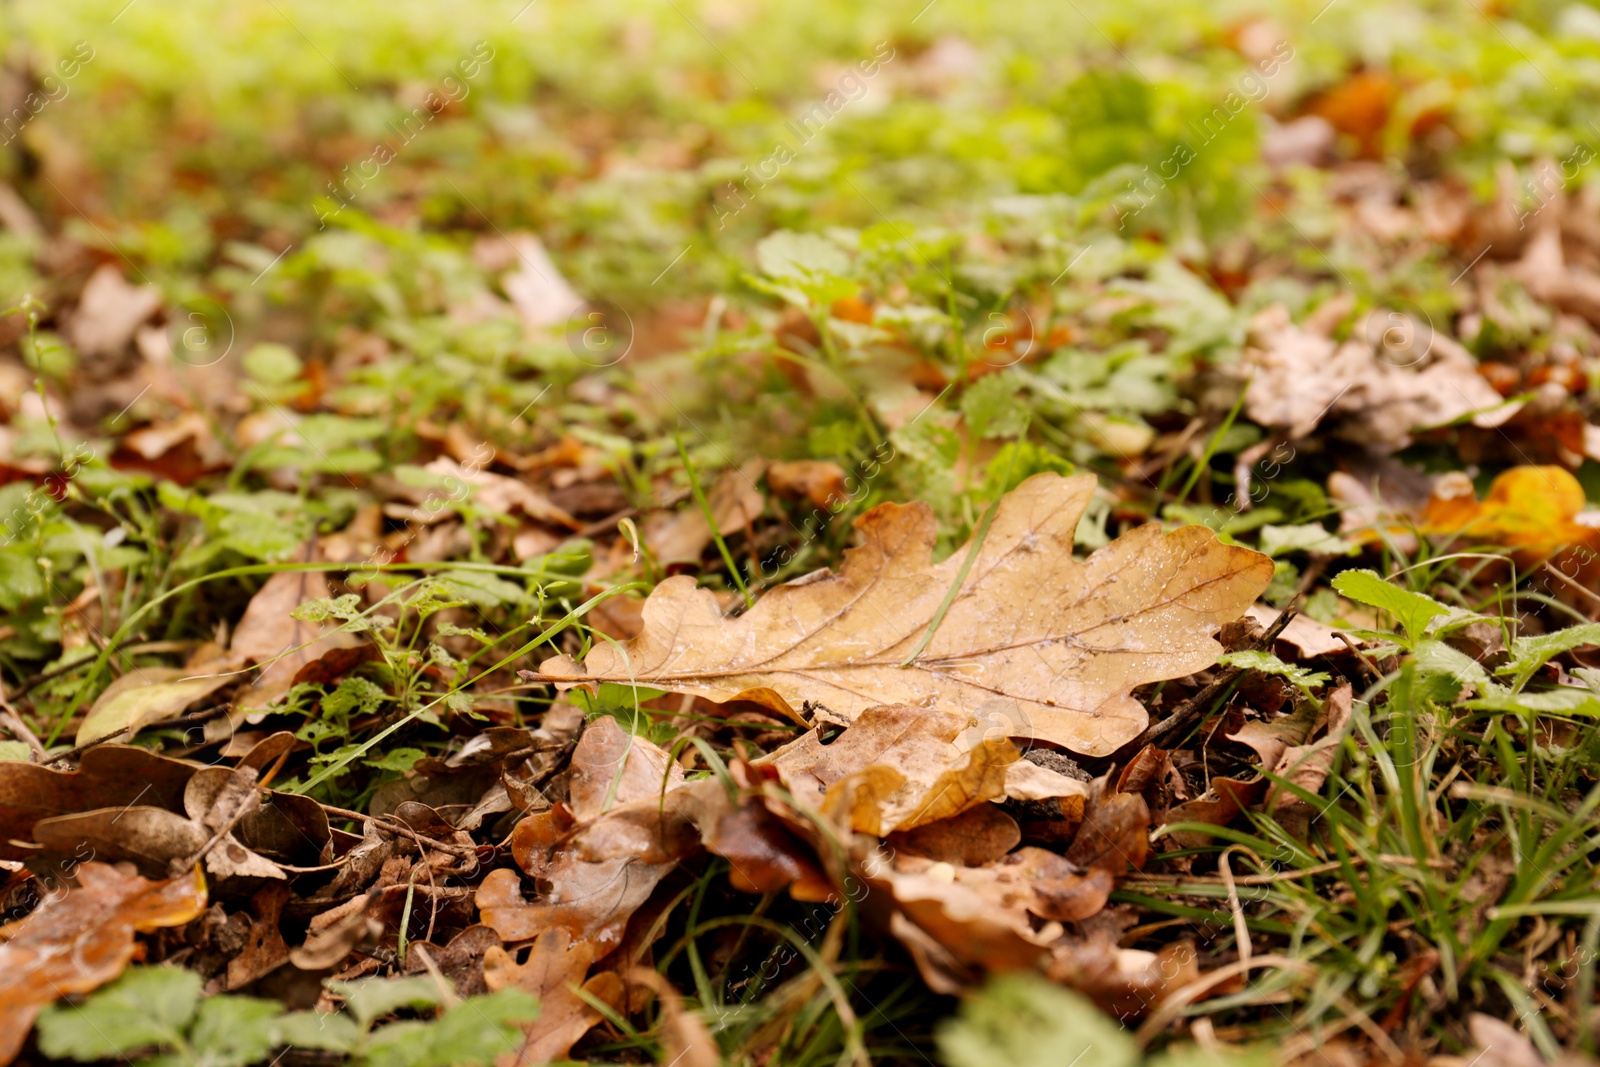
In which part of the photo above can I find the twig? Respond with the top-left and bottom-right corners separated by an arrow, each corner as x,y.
0,683 -> 45,760
316,802 -> 480,859
1542,561 -> 1600,616
1338,630 -> 1384,685
1120,609 -> 1297,755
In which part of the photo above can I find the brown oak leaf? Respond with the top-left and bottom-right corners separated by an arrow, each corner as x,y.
541,473 -> 1272,756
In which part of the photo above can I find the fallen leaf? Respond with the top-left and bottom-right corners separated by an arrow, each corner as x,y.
1302,70 -> 1397,159
644,461 -> 766,564
66,264 -> 162,359
0,746 -> 198,861
1512,209 -> 1600,331
1264,684 -> 1355,812
483,928 -> 622,1065
0,862 -> 207,1066
500,233 -> 586,332
230,564 -> 366,710
1246,604 -> 1357,658
763,704 -> 1025,834
1419,465 -> 1600,564
1243,304 -> 1517,450
1227,700 -> 1321,772
1063,780 -> 1150,874
887,804 -> 1021,867
567,715 -> 685,822
418,457 -> 579,531
543,473 -> 1272,756
75,667 -> 232,745
767,459 -> 849,510
1461,1014 -> 1545,1067
480,720 -> 721,951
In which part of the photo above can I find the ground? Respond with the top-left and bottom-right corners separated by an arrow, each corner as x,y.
0,1 -> 1599,1065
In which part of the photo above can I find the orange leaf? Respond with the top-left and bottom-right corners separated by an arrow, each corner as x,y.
1420,466 -> 1600,563
0,863 -> 206,1066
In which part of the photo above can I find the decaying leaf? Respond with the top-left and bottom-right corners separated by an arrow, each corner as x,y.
483,928 -> 623,1065
75,667 -> 231,745
2,735 -> 329,875
543,473 -> 1272,756
1263,684 -> 1355,813
479,719 -> 717,951
1243,304 -> 1516,449
762,703 -> 1072,834
0,746 -> 197,861
0,862 -> 207,1066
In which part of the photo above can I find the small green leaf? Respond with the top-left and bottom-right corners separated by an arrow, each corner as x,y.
361,989 -> 540,1067
243,342 -> 303,384
1499,623 -> 1600,691
1259,523 -> 1356,558
330,976 -> 443,1028
936,973 -> 1138,1067
1412,639 -> 1493,696
1219,649 -> 1331,693
275,1010 -> 363,1053
186,994 -> 285,1067
35,966 -> 200,1061
1332,570 -> 1476,646
364,746 -> 426,773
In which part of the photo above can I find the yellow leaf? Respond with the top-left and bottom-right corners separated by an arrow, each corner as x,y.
1420,465 -> 1600,562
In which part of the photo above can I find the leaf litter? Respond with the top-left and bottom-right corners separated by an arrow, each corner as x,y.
3,4 -> 1600,1064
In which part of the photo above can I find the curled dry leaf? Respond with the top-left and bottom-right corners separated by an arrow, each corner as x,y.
1243,304 -> 1517,449
854,778 -> 1150,997
0,862 -> 207,1066
761,703 -> 1056,835
0,746 -> 195,860
543,473 -> 1272,756
17,734 -> 328,881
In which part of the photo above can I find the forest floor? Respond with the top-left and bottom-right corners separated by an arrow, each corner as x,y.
2,1 -> 1600,1065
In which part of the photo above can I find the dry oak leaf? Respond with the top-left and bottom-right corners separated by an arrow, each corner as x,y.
543,472 -> 1273,756
0,862 -> 207,1066
480,719 -> 720,951
483,928 -> 623,1066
